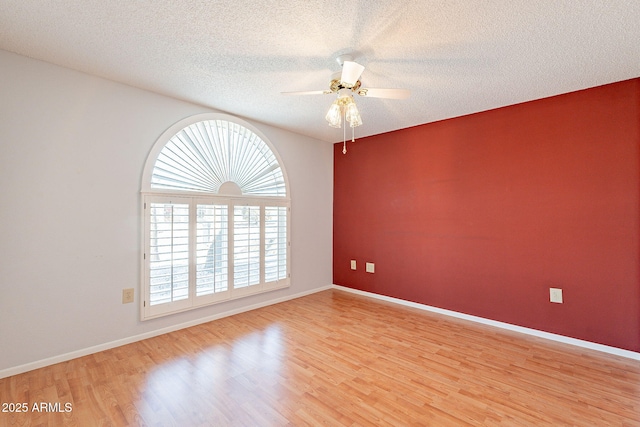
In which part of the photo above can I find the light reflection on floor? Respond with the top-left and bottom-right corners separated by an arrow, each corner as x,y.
138,324 -> 287,425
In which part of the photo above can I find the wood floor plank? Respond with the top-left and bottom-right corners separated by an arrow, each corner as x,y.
1,289 -> 640,426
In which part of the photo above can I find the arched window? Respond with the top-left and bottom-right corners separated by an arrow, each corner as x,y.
140,114 -> 290,320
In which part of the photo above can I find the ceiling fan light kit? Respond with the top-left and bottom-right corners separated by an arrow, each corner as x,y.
283,53 -> 410,153
325,92 -> 361,128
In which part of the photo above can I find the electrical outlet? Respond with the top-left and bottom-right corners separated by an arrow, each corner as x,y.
366,262 -> 375,273
350,260 -> 357,270
549,288 -> 563,303
122,288 -> 134,304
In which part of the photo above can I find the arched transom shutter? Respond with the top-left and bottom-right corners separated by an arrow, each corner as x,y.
151,120 -> 286,197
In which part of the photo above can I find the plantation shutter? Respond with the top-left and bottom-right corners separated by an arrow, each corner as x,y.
196,203 -> 229,296
148,201 -> 190,306
265,206 -> 288,283
142,115 -> 289,320
233,205 -> 261,289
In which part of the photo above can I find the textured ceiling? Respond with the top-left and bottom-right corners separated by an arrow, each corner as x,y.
1,1 -> 639,143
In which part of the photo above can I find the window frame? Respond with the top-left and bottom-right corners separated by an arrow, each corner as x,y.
140,113 -> 290,320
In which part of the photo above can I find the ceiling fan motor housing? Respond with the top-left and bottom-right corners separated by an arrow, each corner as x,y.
330,78 -> 361,93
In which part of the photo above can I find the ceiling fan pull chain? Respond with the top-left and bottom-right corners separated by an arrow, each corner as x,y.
343,111 -> 347,154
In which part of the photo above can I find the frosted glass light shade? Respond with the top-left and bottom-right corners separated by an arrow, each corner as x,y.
325,101 -> 342,128
345,102 -> 362,127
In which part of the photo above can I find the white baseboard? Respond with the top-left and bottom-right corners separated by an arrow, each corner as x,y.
332,285 -> 640,361
3,283 -> 636,379
0,285 -> 332,379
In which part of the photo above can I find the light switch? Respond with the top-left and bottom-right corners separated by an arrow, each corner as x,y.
366,262 -> 375,273
122,288 -> 134,304
350,260 -> 357,270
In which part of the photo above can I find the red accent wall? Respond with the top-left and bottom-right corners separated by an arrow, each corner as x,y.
333,78 -> 640,352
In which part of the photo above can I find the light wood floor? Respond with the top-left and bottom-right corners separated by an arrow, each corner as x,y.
1,289 -> 639,426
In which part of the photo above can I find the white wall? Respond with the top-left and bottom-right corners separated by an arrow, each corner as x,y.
0,50 -> 333,375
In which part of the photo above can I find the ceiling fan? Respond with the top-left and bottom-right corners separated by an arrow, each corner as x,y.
282,54 -> 410,153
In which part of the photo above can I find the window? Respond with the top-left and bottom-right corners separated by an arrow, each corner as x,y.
141,114 -> 290,320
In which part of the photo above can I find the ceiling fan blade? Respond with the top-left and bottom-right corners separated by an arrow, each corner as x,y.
341,61 -> 365,86
281,90 -> 331,96
357,87 -> 411,99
